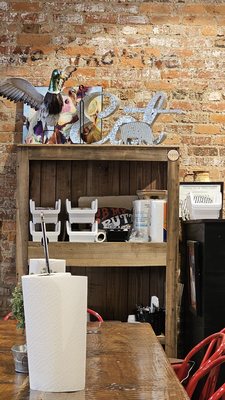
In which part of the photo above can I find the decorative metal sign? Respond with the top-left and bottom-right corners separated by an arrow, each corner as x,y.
70,91 -> 183,145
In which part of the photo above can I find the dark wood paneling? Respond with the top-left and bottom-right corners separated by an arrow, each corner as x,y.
119,161 -> 130,194
68,266 -> 165,322
86,267 -> 108,318
29,161 -> 41,203
106,267 -> 128,321
71,160 -> 87,204
40,161 -> 56,206
28,159 -> 167,322
56,161 -> 72,240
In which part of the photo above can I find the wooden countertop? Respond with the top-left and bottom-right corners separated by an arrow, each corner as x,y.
0,321 -> 189,399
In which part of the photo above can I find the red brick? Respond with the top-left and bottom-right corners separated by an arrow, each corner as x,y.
145,81 -> 175,91
205,5 -> 225,15
85,13 -> 117,24
151,16 -> 181,25
17,34 -> 52,46
194,124 -> 221,135
213,137 -> 225,146
181,5 -> 207,14
210,114 -> 225,123
201,26 -> 217,36
64,46 -> 96,56
182,16 -> 216,25
117,15 -> 149,25
11,2 -> 42,12
139,3 -> 172,14
2,221 -> 16,231
191,147 -> 218,156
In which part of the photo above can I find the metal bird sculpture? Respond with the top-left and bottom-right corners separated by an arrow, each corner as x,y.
0,66 -> 77,142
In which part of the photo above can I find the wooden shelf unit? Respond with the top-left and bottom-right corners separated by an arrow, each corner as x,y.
16,144 -> 179,357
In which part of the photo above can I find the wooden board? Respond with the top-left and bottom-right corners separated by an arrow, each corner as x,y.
28,242 -> 167,267
0,321 -> 189,399
78,195 -> 138,209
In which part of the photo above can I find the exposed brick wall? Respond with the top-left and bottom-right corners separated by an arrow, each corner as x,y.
1,0 -> 225,313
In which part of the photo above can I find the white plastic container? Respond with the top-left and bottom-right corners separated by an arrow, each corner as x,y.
30,221 -> 61,242
133,199 -> 151,240
66,199 -> 98,224
66,221 -> 98,242
186,191 -> 222,220
30,199 -> 61,224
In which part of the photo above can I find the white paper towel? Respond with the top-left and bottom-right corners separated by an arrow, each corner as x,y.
150,199 -> 167,243
95,230 -> 106,243
29,259 -> 66,275
22,273 -> 87,392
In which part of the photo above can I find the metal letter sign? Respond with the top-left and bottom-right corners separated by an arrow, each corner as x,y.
70,91 -> 183,145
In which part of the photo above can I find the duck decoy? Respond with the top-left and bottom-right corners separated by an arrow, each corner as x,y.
0,66 -> 77,140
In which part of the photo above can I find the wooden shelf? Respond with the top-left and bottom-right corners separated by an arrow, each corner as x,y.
17,143 -> 173,162
16,144 -> 179,357
28,242 -> 167,267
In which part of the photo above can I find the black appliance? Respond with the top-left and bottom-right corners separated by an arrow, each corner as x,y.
181,220 -> 225,353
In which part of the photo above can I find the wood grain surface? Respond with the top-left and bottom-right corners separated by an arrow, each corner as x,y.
0,320 -> 189,400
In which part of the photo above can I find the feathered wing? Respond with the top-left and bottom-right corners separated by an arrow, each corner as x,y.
0,78 -> 44,110
58,66 -> 77,91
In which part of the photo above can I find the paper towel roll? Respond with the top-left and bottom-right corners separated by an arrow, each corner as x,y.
29,259 -> 66,274
22,273 -> 87,392
95,230 -> 106,243
150,199 -> 167,243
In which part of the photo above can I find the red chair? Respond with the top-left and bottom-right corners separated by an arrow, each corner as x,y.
87,308 -> 103,322
4,309 -> 104,322
185,356 -> 225,399
208,383 -> 225,400
3,312 -> 12,321
173,332 -> 225,385
199,328 -> 225,400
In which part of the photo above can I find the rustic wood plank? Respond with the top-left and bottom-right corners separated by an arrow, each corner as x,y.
119,161 -> 130,194
16,147 -> 29,277
29,161 -> 41,204
71,160 -> 87,204
68,266 -> 86,276
56,160 -> 72,240
151,161 -> 167,190
86,160 -> 120,196
18,144 -> 178,162
165,154 -> 180,357
40,161 -> 56,206
149,266 -> 166,307
106,267 -> 128,320
28,242 -> 167,267
127,267 -> 150,314
86,267 -> 107,319
140,160 -> 153,191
